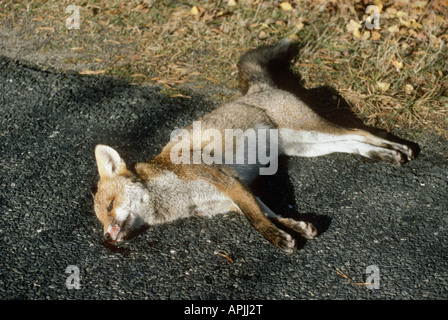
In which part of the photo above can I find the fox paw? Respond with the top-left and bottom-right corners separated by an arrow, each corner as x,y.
400,145 -> 414,161
275,230 -> 296,254
370,143 -> 415,165
369,148 -> 406,165
271,217 -> 318,240
389,143 -> 414,162
295,220 -> 318,239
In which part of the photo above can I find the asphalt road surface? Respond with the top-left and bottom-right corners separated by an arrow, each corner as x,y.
0,56 -> 447,300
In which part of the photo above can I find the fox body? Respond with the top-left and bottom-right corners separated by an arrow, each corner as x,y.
93,38 -> 414,253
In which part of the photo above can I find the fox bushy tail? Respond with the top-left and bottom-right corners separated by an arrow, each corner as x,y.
237,38 -> 299,95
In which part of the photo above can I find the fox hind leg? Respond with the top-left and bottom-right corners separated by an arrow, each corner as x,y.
284,140 -> 408,164
278,127 -> 414,165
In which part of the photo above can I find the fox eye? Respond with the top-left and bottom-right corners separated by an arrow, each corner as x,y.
107,199 -> 114,212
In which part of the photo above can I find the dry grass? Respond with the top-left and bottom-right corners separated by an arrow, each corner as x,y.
1,0 -> 447,137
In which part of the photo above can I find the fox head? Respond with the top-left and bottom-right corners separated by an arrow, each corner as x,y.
93,145 -> 150,242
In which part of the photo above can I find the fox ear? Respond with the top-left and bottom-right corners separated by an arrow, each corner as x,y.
95,145 -> 128,179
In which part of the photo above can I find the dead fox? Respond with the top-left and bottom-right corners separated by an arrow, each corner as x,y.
93,38 -> 414,253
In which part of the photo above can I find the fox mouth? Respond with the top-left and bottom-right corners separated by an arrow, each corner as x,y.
104,212 -> 148,244
105,219 -> 127,243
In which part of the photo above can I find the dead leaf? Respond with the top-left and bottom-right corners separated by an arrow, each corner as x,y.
411,20 -> 423,29
413,50 -> 426,56
276,20 -> 286,27
385,7 -> 397,18
401,42 -> 410,50
388,24 -> 400,33
399,17 -> 411,28
294,22 -> 304,31
190,6 -> 199,15
392,60 -> 403,71
371,31 -> 381,40
288,34 -> 299,41
373,0 -> 383,12
280,2 -> 293,11
411,0 -> 427,9
130,74 -> 147,78
347,19 -> 361,33
396,11 -> 408,18
346,19 -> 361,38
361,30 -> 370,40
405,84 -> 414,94
79,70 -> 106,75
361,52 -> 370,59
377,82 -> 390,92
258,30 -> 268,40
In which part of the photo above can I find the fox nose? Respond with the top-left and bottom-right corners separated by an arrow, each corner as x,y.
104,232 -> 112,242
